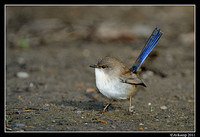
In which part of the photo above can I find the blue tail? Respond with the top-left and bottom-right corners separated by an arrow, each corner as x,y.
131,28 -> 163,73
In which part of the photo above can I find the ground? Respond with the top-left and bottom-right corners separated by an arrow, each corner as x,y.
5,6 -> 194,132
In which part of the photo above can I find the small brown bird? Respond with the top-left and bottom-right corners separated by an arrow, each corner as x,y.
90,28 -> 163,112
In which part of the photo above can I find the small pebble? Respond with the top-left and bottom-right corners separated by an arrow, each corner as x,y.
97,127 -> 104,130
25,116 -> 31,119
160,106 -> 167,110
16,72 -> 29,78
15,123 -> 25,127
29,82 -> 34,87
42,104 -> 50,110
139,123 -> 144,126
75,110 -> 84,114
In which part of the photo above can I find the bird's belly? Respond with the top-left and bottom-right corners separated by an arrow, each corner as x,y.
95,69 -> 135,99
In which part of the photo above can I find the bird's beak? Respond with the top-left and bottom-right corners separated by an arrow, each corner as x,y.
89,64 -> 98,68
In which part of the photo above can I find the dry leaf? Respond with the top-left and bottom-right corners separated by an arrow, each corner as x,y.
139,127 -> 143,131
188,99 -> 194,103
19,110 -> 32,113
75,83 -> 84,88
27,125 -> 34,128
86,88 -> 95,93
97,120 -> 107,124
6,121 -> 8,127
92,95 -> 98,99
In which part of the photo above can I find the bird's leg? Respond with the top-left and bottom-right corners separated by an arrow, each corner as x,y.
103,103 -> 111,112
129,96 -> 134,113
103,99 -> 114,112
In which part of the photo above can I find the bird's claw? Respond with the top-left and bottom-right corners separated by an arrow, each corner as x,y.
128,105 -> 134,113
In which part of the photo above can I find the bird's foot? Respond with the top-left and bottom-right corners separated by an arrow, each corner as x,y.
128,105 -> 135,113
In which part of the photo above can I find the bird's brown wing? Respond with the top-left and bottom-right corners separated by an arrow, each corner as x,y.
119,77 -> 146,87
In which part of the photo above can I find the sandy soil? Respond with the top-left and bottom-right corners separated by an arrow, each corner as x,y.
5,6 -> 194,132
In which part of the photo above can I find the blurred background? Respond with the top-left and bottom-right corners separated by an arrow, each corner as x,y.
6,6 -> 194,131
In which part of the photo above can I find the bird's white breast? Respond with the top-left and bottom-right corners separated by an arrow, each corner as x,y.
95,68 -> 135,99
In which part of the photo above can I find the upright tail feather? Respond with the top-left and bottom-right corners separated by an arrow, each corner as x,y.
131,28 -> 163,73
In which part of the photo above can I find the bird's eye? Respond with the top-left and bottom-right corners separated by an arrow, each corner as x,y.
101,65 -> 107,69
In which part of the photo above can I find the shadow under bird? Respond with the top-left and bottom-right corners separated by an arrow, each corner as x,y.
90,28 -> 163,113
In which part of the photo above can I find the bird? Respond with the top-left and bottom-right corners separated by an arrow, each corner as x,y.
89,28 -> 163,112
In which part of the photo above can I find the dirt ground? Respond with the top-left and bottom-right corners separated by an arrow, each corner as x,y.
5,6 -> 195,132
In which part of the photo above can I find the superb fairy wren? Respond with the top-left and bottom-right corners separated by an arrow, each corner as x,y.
90,28 -> 163,112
